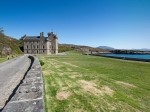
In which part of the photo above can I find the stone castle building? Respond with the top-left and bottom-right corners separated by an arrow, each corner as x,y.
22,32 -> 58,55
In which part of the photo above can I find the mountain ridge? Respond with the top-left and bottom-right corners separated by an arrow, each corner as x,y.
97,46 -> 115,50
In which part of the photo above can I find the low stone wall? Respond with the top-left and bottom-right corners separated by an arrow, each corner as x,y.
0,55 -> 31,110
2,56 -> 44,112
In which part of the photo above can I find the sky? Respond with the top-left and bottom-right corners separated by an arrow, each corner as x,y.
0,0 -> 150,49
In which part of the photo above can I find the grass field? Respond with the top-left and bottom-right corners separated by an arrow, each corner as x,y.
0,55 -> 18,63
0,57 -> 7,63
39,51 -> 150,112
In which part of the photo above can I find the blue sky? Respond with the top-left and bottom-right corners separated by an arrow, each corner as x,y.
0,0 -> 150,49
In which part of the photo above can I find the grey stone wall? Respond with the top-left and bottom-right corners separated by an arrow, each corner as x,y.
2,56 -> 44,112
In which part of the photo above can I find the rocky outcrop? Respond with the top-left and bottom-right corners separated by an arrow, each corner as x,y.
1,46 -> 12,55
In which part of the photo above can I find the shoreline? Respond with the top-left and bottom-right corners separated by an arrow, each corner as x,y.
91,54 -> 150,62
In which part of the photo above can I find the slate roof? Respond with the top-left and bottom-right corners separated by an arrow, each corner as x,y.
22,32 -> 58,41
23,36 -> 49,41
24,36 -> 40,40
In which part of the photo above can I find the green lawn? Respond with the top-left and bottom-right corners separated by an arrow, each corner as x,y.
39,51 -> 150,112
0,55 -> 18,63
0,57 -> 7,63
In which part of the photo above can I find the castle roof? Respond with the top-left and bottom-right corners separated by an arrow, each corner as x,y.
22,32 -> 58,41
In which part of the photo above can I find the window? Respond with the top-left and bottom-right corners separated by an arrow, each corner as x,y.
37,45 -> 39,48
43,50 -> 44,53
37,50 -> 38,54
43,45 -> 44,49
27,50 -> 28,53
27,45 -> 28,49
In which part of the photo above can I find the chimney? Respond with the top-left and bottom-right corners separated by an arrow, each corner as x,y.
40,32 -> 44,38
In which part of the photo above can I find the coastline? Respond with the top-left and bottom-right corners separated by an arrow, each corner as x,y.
91,54 -> 150,62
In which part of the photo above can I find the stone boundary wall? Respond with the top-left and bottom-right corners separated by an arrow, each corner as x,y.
0,55 -> 31,110
2,56 -> 44,112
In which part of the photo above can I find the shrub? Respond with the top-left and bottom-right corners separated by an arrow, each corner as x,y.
40,60 -> 45,66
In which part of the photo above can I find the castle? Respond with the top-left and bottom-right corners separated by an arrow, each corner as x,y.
22,32 -> 58,55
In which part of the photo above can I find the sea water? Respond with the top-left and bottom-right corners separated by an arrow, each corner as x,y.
102,54 -> 150,60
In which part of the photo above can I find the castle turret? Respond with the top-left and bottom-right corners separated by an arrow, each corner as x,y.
48,32 -> 58,54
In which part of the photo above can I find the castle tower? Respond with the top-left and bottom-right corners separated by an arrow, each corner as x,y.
40,32 -> 45,54
48,32 -> 58,54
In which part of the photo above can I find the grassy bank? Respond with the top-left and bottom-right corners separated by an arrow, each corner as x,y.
0,57 -> 7,63
39,51 -> 150,112
0,55 -> 21,63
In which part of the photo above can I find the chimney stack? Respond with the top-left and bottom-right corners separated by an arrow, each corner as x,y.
40,32 -> 44,38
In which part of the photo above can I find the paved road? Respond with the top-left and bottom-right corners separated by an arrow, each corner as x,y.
0,55 -> 31,109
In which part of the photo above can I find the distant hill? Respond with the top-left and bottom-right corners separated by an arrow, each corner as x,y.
132,48 -> 150,51
59,44 -> 111,54
0,33 -> 22,56
141,48 -> 150,51
97,46 -> 115,50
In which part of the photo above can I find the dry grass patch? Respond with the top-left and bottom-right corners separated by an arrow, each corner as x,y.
79,80 -> 102,96
42,70 -> 50,76
62,62 -> 79,68
56,91 -> 72,100
58,72 -> 64,76
69,75 -> 79,79
42,70 -> 55,76
116,81 -> 136,88
69,72 -> 81,79
101,86 -> 114,96
67,68 -> 73,71
79,80 -> 114,96
53,64 -> 63,69
72,109 -> 86,112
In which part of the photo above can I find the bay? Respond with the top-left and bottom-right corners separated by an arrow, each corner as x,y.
102,54 -> 150,60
